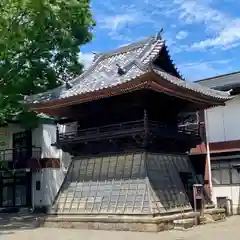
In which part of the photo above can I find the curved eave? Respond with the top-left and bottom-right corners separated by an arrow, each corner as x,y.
27,73 -> 151,112
27,73 -> 230,116
152,68 -> 232,103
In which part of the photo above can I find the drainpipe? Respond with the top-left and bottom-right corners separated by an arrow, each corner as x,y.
204,109 -> 212,198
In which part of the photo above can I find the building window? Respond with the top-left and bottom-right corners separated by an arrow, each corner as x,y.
221,168 -> 231,184
212,160 -> 240,185
212,169 -> 221,185
231,168 -> 240,184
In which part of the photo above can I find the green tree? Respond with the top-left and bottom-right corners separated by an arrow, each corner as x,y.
0,0 -> 95,127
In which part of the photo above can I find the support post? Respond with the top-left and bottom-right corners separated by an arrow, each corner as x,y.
193,184 -> 204,226
56,124 -> 60,146
143,109 -> 149,149
204,109 -> 212,199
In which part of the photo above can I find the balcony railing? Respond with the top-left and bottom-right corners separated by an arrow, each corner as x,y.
0,147 -> 41,169
58,119 -> 200,143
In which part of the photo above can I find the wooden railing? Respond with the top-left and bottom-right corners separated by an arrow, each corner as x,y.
0,147 -> 41,169
58,120 -> 200,143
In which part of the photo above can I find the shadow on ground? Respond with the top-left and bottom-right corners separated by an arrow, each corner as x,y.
0,213 -> 42,236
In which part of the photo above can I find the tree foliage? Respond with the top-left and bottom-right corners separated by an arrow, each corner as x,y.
0,0 -> 95,127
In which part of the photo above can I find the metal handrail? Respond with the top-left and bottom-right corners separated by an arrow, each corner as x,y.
0,147 -> 41,162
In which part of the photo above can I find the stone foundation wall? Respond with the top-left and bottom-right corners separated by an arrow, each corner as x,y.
40,211 -> 199,232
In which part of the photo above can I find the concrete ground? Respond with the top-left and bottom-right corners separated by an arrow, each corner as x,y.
1,215 -> 240,240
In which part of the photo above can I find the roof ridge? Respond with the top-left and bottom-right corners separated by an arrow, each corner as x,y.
100,36 -> 156,59
70,36 -> 161,86
195,71 -> 240,82
141,39 -> 164,63
69,37 -> 158,86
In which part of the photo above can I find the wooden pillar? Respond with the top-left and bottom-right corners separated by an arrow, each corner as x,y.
143,109 -> 149,148
56,124 -> 60,146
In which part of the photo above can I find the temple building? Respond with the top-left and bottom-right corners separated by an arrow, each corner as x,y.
25,33 -> 231,231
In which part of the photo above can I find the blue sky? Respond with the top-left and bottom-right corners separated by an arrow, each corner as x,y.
79,0 -> 240,81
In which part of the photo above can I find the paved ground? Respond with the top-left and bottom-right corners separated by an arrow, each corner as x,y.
0,215 -> 240,240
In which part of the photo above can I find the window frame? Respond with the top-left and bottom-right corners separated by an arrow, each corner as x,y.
211,160 -> 240,186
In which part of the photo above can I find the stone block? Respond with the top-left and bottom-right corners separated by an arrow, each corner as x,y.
204,208 -> 226,223
41,210 -> 203,232
173,218 -> 195,230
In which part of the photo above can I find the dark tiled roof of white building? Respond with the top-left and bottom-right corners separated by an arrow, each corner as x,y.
196,71 -> 240,90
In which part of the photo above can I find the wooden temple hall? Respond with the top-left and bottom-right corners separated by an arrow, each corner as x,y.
25,33 -> 231,230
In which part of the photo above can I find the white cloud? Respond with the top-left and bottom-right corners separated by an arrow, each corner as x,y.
99,13 -> 144,41
176,30 -> 188,40
100,14 -> 137,32
173,0 -> 225,30
172,0 -> 240,49
97,3 -> 157,42
119,43 -> 130,48
192,19 -> 240,49
78,52 -> 94,69
179,59 -> 233,80
94,0 -> 240,52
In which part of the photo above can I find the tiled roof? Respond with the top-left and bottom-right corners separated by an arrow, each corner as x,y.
153,68 -> 231,100
25,35 -> 231,105
196,71 -> 240,90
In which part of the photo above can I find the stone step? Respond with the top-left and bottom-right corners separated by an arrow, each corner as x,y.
19,208 -> 30,214
0,213 -> 41,229
203,208 -> 226,223
173,218 -> 196,230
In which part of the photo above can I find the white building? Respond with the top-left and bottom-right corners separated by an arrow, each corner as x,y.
0,115 -> 72,212
196,71 -> 240,214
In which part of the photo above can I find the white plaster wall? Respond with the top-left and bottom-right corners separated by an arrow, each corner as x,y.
32,125 -> 43,148
32,123 -> 72,207
41,124 -> 59,158
41,123 -> 72,169
212,186 -> 240,214
32,168 -> 65,207
205,95 -> 240,143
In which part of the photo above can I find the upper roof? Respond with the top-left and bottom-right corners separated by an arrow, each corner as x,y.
196,71 -> 240,90
24,33 -> 232,108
